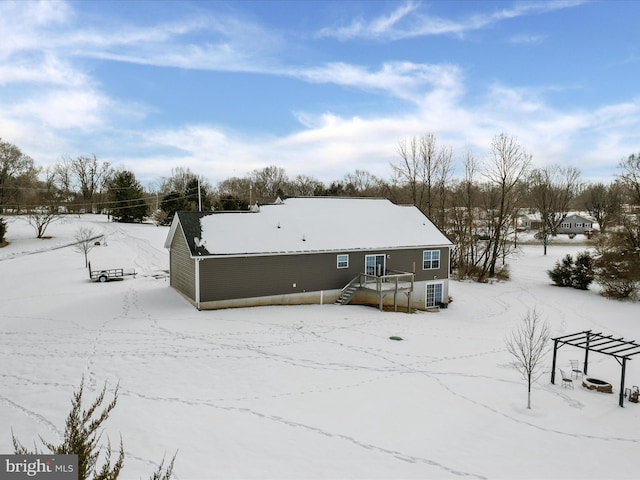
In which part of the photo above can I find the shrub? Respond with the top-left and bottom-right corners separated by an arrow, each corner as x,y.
495,265 -> 510,281
547,252 -> 594,290
598,277 -> 639,300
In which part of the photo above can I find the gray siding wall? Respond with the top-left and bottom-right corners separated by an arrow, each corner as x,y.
169,228 -> 196,301
198,246 -> 450,303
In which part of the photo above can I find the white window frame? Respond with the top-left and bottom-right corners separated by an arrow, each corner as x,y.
426,282 -> 443,308
423,250 -> 440,270
337,254 -> 349,269
365,254 -> 385,276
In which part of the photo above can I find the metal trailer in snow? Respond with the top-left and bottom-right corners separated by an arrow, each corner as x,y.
88,261 -> 136,283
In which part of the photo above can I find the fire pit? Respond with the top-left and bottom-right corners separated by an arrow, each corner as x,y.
582,377 -> 613,393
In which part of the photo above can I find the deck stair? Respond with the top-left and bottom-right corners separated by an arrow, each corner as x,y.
336,271 -> 415,311
336,276 -> 361,305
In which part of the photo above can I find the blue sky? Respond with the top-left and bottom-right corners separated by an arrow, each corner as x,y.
1,0 -> 639,187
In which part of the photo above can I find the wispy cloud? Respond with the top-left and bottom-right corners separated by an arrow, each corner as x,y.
508,34 -> 546,45
0,0 -> 632,187
293,61 -> 463,105
318,0 -> 586,41
317,1 -> 420,41
0,54 -> 90,87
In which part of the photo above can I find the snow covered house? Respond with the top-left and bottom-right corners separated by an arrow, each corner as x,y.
518,212 -> 543,231
557,213 -> 597,236
164,197 -> 454,311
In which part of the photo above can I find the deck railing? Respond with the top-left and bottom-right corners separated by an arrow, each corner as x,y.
359,270 -> 414,292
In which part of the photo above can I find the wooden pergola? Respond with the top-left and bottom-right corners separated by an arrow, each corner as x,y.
551,330 -> 640,407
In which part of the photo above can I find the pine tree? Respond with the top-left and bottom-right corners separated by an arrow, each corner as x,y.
107,170 -> 147,223
571,251 -> 595,290
548,254 -> 574,287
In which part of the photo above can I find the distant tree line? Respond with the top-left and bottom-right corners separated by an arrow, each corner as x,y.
1,133 -> 639,295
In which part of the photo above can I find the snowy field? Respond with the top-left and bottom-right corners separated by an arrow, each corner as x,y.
1,214 -> 639,479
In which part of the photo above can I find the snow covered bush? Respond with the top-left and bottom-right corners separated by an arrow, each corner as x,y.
548,254 -> 574,287
571,251 -> 595,290
548,252 -> 594,290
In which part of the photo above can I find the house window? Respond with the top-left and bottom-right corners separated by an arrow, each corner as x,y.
576,222 -> 583,228
561,223 -> 570,229
337,254 -> 349,269
426,283 -> 443,308
365,254 -> 385,276
423,250 -> 440,270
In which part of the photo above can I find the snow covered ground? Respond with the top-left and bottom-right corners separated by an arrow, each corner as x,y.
1,214 -> 639,479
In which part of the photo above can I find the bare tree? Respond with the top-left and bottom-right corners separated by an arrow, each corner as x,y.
215,176 -> 253,205
582,181 -> 622,234
479,133 -> 531,281
449,153 -> 481,278
52,156 -> 75,206
505,308 -> 551,409
26,207 -> 61,239
55,155 -> 113,212
73,226 -> 102,267
342,169 -> 386,197
391,132 -> 453,226
249,165 -> 289,202
289,174 -> 325,196
434,145 -> 454,228
392,135 -> 426,211
617,153 -> 640,205
160,166 -> 196,194
529,165 -> 581,254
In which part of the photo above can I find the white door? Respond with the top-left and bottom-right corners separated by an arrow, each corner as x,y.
365,254 -> 386,276
426,282 -> 443,308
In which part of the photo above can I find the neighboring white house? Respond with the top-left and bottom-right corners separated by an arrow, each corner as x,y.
556,213 -> 597,236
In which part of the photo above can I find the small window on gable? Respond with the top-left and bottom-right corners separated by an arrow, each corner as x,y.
423,250 -> 440,270
337,254 -> 349,269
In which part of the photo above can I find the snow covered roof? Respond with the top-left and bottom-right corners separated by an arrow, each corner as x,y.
166,197 -> 452,257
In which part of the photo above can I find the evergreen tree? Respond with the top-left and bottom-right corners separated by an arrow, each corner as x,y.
594,235 -> 640,299
214,195 -> 249,211
548,252 -> 595,290
548,254 -> 574,287
107,170 -> 147,223
0,216 -> 7,244
185,177 -> 212,211
572,251 -> 595,290
160,191 -> 190,223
